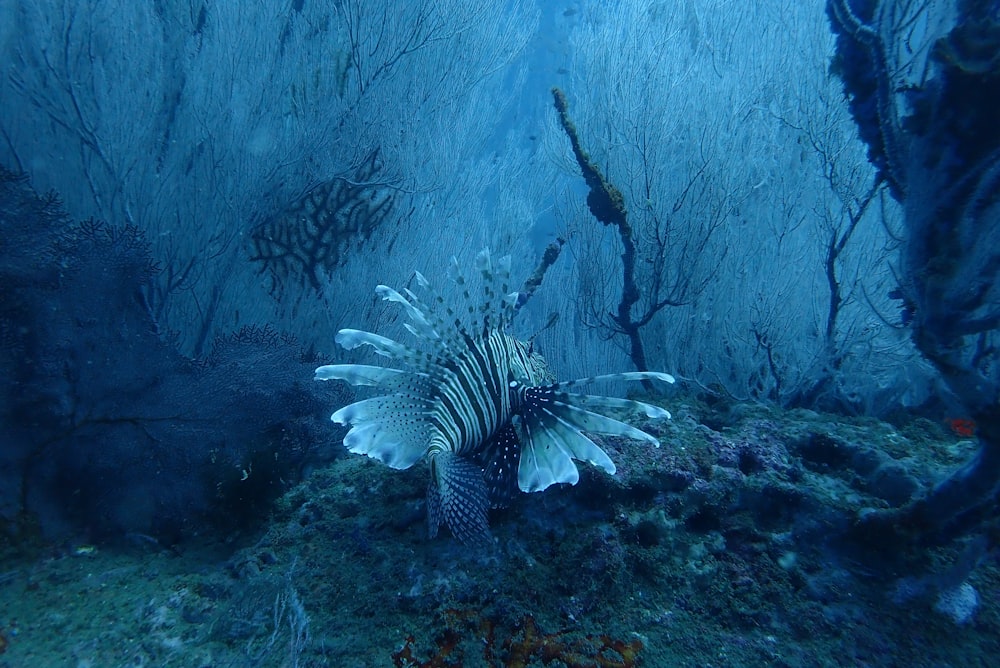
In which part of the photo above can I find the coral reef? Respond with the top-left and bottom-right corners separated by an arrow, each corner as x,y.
0,398 -> 997,666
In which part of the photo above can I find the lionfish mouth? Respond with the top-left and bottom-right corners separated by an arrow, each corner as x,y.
316,248 -> 674,545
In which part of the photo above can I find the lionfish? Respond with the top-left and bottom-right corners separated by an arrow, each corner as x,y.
315,249 -> 674,544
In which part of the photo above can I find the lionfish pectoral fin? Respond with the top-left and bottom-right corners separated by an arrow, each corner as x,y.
518,414 -> 583,492
339,422 -> 429,469
542,397 -> 662,446
519,399 -> 613,492
315,363 -> 413,388
317,364 -> 434,470
517,386 -> 668,493
429,451 -> 491,545
562,393 -> 672,423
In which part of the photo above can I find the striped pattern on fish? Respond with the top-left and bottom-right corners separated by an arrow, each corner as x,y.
316,249 -> 674,544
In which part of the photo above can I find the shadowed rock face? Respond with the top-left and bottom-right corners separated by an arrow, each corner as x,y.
0,168 -> 348,544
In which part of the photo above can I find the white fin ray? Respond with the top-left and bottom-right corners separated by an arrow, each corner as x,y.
375,285 -> 440,343
549,371 -> 676,390
542,408 -> 617,475
448,255 -> 464,286
335,328 -> 437,371
497,253 -> 512,280
475,248 -> 493,276
315,364 -> 418,388
502,290 -> 519,322
474,249 -> 518,332
401,285 -> 463,356
528,404 -> 617,472
476,248 -> 496,332
546,391 -> 671,420
448,254 -> 478,339
496,254 -> 515,327
540,399 -> 660,445
335,329 -> 406,356
410,276 -> 467,350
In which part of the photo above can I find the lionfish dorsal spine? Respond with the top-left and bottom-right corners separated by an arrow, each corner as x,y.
446,255 -> 479,334
375,285 -> 440,344
473,248 -> 517,333
399,279 -> 464,357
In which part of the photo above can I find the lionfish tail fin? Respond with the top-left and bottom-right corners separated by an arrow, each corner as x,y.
429,451 -> 492,546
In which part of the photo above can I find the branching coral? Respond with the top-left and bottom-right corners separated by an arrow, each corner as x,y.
250,150 -> 395,296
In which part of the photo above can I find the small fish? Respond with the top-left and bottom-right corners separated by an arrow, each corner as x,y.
316,249 -> 673,544
948,417 -> 976,438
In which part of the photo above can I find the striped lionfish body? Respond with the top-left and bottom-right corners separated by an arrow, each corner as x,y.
315,249 -> 674,544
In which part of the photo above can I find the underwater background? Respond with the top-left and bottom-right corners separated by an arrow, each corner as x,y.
1,0 -> 999,666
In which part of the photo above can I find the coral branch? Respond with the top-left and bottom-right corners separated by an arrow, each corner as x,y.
551,87 -> 648,373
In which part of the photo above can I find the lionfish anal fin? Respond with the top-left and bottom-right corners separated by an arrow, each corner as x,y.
479,423 -> 522,509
